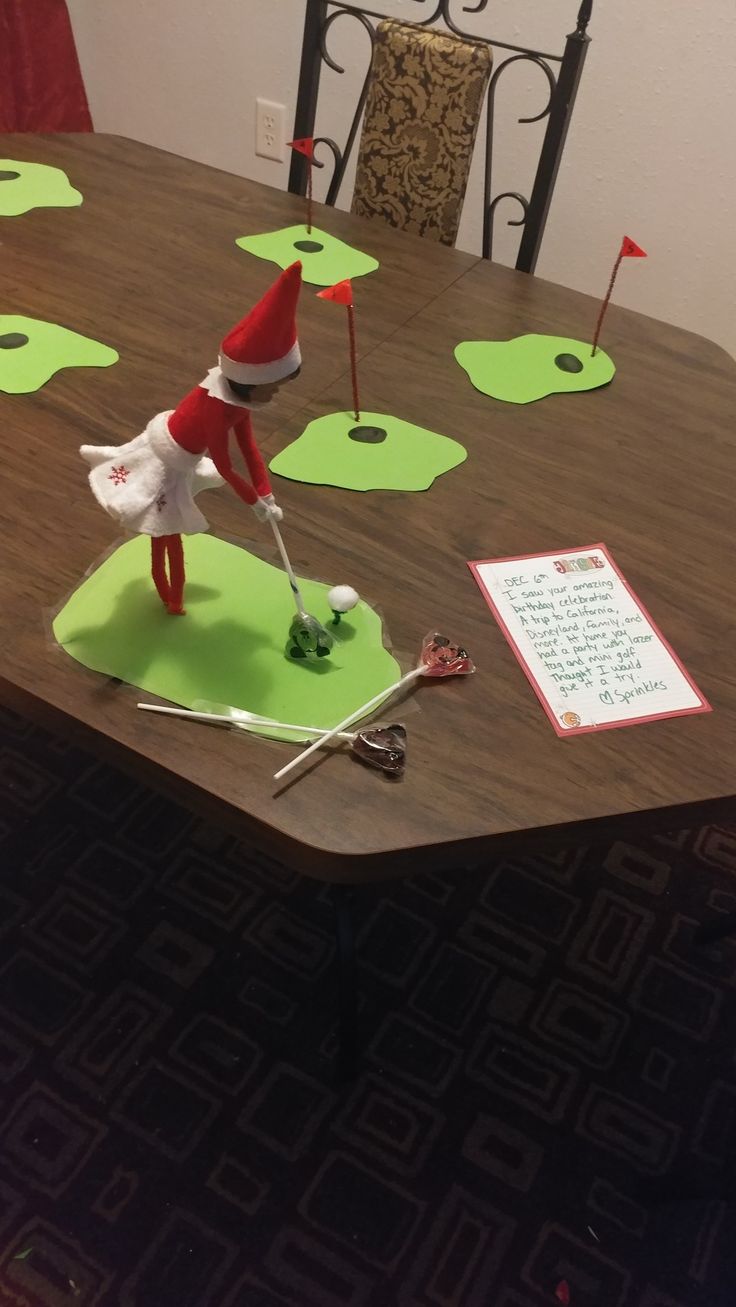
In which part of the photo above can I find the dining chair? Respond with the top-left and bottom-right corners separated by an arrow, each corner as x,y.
289,0 -> 594,273
350,19 -> 492,248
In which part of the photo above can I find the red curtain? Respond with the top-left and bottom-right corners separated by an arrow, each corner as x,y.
0,0 -> 92,131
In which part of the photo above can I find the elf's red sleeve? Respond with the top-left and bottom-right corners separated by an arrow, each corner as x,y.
203,413 -> 272,507
233,414 -> 272,499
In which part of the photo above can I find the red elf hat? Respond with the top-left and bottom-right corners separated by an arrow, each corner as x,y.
219,261 -> 302,385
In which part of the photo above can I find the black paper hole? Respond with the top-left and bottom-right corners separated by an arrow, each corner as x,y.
555,353 -> 584,373
348,426 -> 387,444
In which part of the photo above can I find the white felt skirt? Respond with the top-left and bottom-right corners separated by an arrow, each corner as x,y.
80,411 -> 223,536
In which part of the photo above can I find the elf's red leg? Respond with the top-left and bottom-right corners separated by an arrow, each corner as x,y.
166,534 -> 186,615
151,537 -> 170,606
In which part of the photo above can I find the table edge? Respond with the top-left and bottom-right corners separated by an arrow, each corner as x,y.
3,677 -> 734,884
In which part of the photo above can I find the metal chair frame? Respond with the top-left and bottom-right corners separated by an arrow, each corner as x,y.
288,0 -> 594,273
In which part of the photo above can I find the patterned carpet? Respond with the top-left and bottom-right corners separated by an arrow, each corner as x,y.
1,705 -> 736,1307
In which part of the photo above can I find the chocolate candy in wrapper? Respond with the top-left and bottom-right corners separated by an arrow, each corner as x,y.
420,632 -> 475,678
352,724 -> 407,777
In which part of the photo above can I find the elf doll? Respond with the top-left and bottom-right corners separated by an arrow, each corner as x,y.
80,262 -> 302,614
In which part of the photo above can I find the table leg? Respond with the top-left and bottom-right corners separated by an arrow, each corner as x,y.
331,885 -> 358,1082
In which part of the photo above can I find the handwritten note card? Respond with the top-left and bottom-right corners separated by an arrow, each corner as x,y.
469,544 -> 710,735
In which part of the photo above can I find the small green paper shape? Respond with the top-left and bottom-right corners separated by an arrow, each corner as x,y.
455,334 -> 616,404
236,225 -> 379,286
270,410 -> 467,492
0,316 -> 118,393
53,534 -> 400,742
0,159 -> 82,216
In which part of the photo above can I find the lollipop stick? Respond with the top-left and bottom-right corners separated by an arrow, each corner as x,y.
137,703 -> 354,739
273,668 -> 422,782
268,517 -> 334,655
306,157 -> 313,234
269,517 -> 308,616
139,703 -> 246,726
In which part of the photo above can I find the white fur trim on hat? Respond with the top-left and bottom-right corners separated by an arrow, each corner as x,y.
218,340 -> 301,386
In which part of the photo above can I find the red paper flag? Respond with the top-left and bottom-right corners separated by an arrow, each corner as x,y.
288,137 -> 315,160
554,1282 -> 571,1306
620,236 -> 647,258
317,280 -> 354,306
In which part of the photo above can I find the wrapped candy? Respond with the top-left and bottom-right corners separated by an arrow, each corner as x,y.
420,632 -> 474,676
273,631 -> 474,782
351,724 -> 406,777
287,612 -> 334,660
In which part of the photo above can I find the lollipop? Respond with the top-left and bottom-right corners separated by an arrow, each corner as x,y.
418,632 -> 475,677
351,724 -> 406,777
137,702 -> 407,776
273,631 -> 474,782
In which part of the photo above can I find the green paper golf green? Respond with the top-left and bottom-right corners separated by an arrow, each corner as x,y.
455,334 -> 616,404
270,410 -> 467,492
236,225 -> 378,286
0,316 -> 118,393
0,159 -> 82,216
53,534 -> 400,742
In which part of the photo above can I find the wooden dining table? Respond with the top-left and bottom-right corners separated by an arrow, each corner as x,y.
2,134 -> 736,948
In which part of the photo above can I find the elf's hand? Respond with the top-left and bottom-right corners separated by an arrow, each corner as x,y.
251,493 -> 283,523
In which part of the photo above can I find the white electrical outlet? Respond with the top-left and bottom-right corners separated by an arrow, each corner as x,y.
255,98 -> 286,162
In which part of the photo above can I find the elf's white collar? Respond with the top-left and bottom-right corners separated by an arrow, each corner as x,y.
198,366 -> 254,409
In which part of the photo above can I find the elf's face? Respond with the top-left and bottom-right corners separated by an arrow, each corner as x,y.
248,366 -> 301,407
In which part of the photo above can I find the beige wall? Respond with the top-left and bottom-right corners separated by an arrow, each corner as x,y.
68,0 -> 736,357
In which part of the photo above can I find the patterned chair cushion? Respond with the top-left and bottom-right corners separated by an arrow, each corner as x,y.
351,19 -> 492,246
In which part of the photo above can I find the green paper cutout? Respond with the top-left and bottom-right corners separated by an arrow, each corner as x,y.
53,534 -> 400,742
236,225 -> 379,286
0,316 -> 118,393
0,159 -> 82,216
270,410 -> 467,492
455,334 -> 616,404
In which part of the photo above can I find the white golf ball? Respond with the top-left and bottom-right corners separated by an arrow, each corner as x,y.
328,584 -> 360,613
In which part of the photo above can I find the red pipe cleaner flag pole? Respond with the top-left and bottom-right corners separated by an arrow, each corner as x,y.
317,280 -> 360,421
591,235 -> 647,356
288,137 -> 315,234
